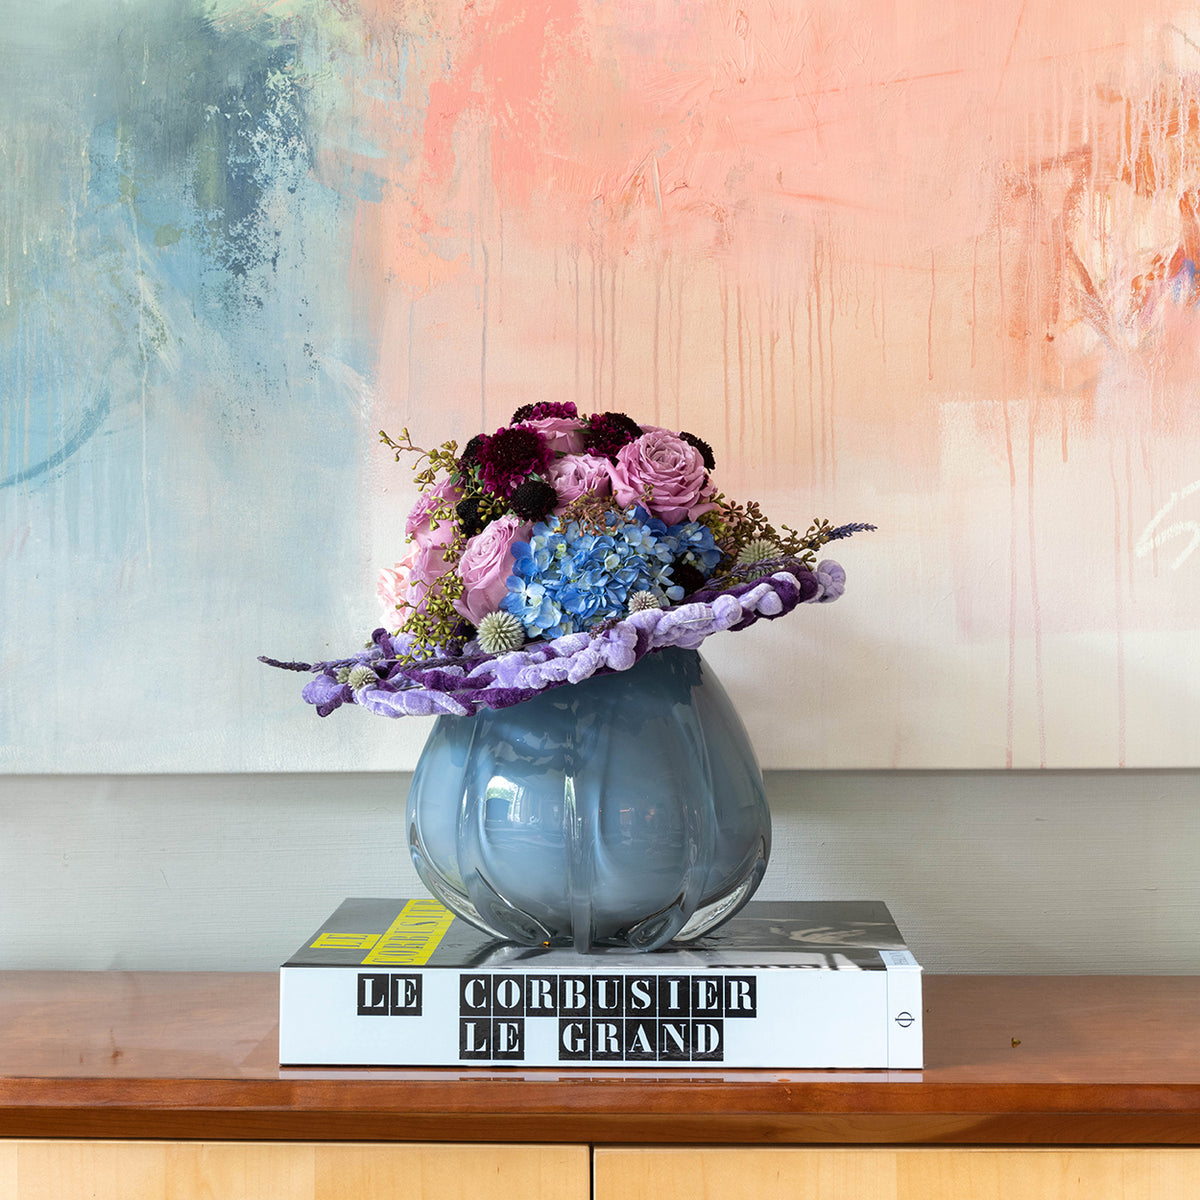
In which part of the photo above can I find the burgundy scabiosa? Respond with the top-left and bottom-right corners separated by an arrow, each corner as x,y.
474,425 -> 553,497
510,400 -> 579,423
458,433 -> 487,473
678,430 -> 716,471
582,410 -> 643,461
455,496 -> 487,538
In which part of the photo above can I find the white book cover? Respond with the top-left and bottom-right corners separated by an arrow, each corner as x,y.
279,898 -> 923,1069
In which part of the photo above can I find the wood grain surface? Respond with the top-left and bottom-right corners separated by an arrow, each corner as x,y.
594,1148 -> 1200,1200
0,1141 -> 587,1200
2,973 -> 1199,1144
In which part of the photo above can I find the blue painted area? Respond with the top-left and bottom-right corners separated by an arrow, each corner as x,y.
0,1 -> 380,769
2,0 -> 372,487
0,390 -> 110,491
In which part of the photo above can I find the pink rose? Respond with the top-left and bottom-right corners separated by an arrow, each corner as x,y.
516,415 -> 586,454
377,480 -> 463,623
378,561 -> 411,629
378,538 -> 457,623
545,453 -> 611,510
452,515 -> 531,626
608,430 -> 715,523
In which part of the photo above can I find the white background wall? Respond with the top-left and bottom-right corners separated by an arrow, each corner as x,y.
3,770 -> 1196,974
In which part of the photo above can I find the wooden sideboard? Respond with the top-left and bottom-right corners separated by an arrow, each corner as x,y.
2,972 -> 1199,1198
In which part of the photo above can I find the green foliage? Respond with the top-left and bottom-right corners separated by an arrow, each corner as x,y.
390,544 -> 467,664
379,429 -> 461,490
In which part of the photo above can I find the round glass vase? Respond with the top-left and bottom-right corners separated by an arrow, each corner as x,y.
406,644 -> 770,952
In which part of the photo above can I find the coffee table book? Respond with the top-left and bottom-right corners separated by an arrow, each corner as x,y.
278,897 -> 922,1069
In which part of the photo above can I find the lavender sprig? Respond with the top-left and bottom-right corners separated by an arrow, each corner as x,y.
825,522 -> 878,541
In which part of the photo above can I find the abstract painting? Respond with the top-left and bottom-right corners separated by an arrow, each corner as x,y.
3,0 -> 1198,770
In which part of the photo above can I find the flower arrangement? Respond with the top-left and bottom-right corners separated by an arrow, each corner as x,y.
263,402 -> 872,717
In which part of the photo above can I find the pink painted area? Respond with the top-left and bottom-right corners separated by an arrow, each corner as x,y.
344,0 -> 1200,421
348,1 -> 1169,261
329,0 -> 1200,765
420,0 -> 588,208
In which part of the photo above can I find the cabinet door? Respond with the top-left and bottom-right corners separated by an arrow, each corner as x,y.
594,1147 -> 1200,1200
0,1141 -> 588,1200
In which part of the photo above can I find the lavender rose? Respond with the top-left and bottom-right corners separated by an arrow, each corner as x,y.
545,453 -> 611,510
453,514 -> 532,626
608,430 -> 715,523
405,478 -> 461,549
517,415 -> 586,454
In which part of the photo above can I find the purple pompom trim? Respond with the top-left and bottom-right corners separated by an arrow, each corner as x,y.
262,560 -> 844,719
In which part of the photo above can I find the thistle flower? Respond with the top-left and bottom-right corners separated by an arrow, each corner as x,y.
737,537 -> 780,566
736,537 -> 782,580
347,664 -> 379,691
476,610 -> 526,655
628,590 -> 664,613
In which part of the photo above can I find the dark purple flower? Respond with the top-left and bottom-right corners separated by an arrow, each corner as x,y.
582,411 -> 643,461
511,400 -> 579,423
678,430 -> 716,471
668,559 -> 707,597
509,478 -> 559,521
458,433 -> 487,468
456,496 -> 488,537
475,425 -> 553,497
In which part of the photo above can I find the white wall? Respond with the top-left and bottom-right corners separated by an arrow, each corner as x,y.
3,770 -> 1196,974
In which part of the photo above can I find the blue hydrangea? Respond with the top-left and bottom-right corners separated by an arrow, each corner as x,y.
657,517 -> 722,574
503,511 -> 685,638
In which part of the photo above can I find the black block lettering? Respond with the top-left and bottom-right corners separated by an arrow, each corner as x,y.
559,975 -> 590,1015
459,1019 -> 491,1058
624,1019 -> 658,1061
625,976 -> 656,1014
558,1018 -> 589,1060
659,1019 -> 690,1060
525,975 -> 557,1014
493,975 -> 524,1015
692,1019 -> 724,1061
724,976 -> 757,1016
460,974 -> 492,1015
592,975 -> 623,1015
491,1018 -> 525,1060
658,975 -> 690,1017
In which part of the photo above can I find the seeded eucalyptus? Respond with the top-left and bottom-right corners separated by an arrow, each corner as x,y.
379,428 -> 461,489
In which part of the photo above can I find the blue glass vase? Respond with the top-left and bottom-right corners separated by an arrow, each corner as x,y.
406,645 -> 770,952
